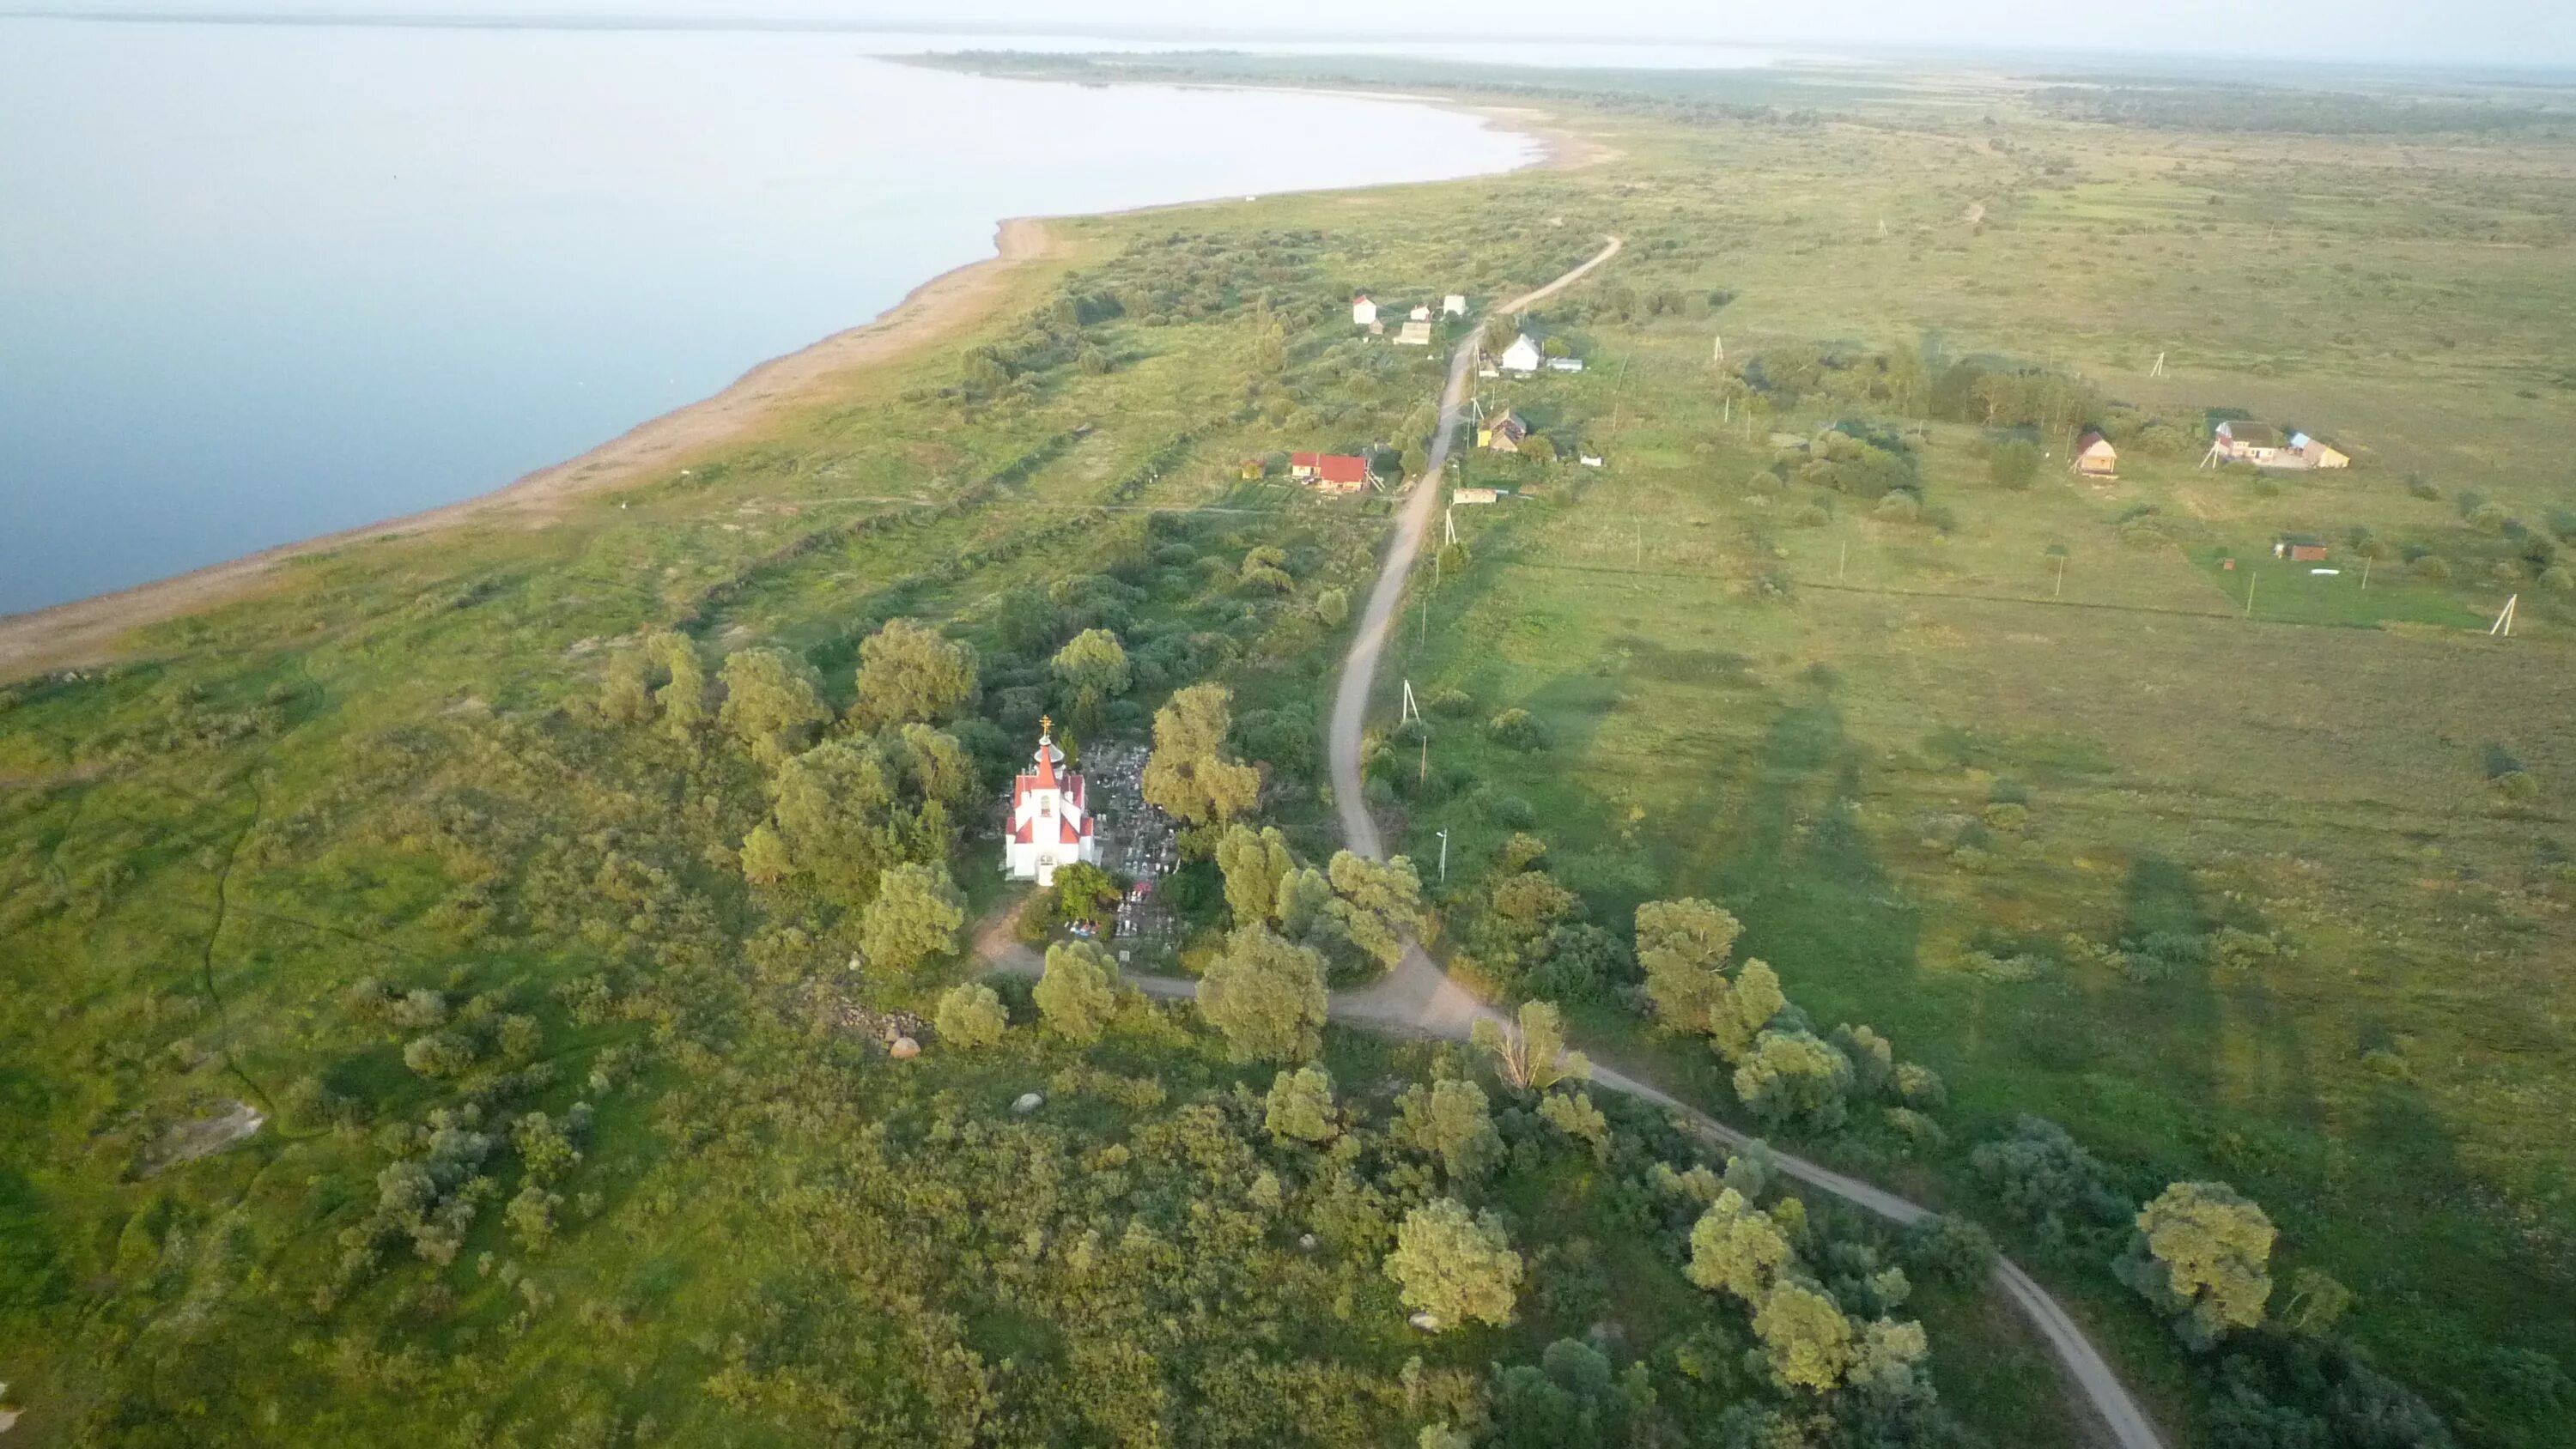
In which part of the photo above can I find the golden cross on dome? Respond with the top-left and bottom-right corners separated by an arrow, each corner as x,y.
1040,715 -> 1053,736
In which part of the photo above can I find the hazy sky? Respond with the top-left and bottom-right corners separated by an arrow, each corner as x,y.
20,0 -> 2576,68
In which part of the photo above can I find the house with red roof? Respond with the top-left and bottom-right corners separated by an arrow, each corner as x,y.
1004,721 -> 1103,886
1290,452 -> 1373,494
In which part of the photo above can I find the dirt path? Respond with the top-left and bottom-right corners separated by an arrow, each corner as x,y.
0,219 -> 1060,681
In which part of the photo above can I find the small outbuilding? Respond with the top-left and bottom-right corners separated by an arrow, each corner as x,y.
1395,319 -> 1433,346
2274,534 -> 2330,562
1478,409 -> 1529,453
2073,431 -> 2119,479
1351,294 -> 1377,328
1409,304 -> 1432,322
1452,487 -> 1498,505
1443,294 -> 1467,316
2290,432 -> 2351,470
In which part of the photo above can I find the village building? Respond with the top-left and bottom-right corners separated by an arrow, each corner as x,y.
1453,487 -> 1499,505
1291,452 -> 1372,492
1498,334 -> 1543,375
2289,432 -> 2351,470
1395,318 -> 1434,346
1004,721 -> 1103,887
2073,430 -> 2119,479
1478,409 -> 1529,452
1409,304 -> 1432,322
1579,453 -> 1605,469
1351,294 -> 1376,328
1443,294 -> 1467,317
1546,356 -> 1585,373
2275,534 -> 2330,562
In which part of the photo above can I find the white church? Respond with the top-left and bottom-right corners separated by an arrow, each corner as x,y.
1004,720 -> 1103,886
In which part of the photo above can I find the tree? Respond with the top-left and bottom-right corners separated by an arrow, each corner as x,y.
1989,439 -> 2042,489
1196,925 -> 1328,1063
717,647 -> 829,767
1471,1001 -> 1592,1091
1383,1197 -> 1522,1330
2115,1181 -> 2275,1350
1969,1116 -> 2128,1244
1536,1091 -> 1610,1157
1902,1214 -> 1998,1288
1142,683 -> 1261,827
849,618 -> 979,731
1752,1282 -> 1855,1391
1394,1077 -> 1502,1182
1520,434 -> 1558,466
599,646 -> 654,724
1033,940 -> 1119,1043
1732,1030 -> 1855,1133
1263,1064 -> 1338,1143
1326,851 -> 1425,972
860,863 -> 965,974
933,982 -> 1007,1048
1049,861 -> 1121,927
738,822 -> 793,886
1050,628 -> 1130,728
1634,900 -> 1785,1062
1216,823 -> 1295,926
1686,1188 -> 1795,1301
2279,1266 -> 2354,1336
505,1184 -> 562,1252
645,630 -> 707,739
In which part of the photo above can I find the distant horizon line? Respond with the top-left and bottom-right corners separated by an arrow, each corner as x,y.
6,8 -> 2575,75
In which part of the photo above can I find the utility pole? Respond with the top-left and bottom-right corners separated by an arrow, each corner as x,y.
1839,540 -> 1849,581
1419,729 -> 1429,785
1435,829 -> 1449,884
2360,555 -> 2371,591
2491,594 -> 2519,637
2054,554 -> 2066,598
2245,573 -> 2258,618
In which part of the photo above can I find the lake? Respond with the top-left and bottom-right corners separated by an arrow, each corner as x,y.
0,19 -> 1537,615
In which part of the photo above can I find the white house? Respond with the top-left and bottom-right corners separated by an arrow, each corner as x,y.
1352,294 -> 1377,328
1409,304 -> 1432,322
1498,334 -> 1543,375
1004,721 -> 1103,887
1443,294 -> 1467,317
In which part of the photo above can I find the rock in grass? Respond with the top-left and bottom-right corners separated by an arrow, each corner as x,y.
1012,1092 -> 1044,1115
888,1035 -> 920,1060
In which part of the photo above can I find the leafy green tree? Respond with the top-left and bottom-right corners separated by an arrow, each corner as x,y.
1969,1116 -> 2129,1244
1143,683 -> 1261,827
1262,1064 -> 1338,1143
1989,439 -> 2042,489
1535,1091 -> 1611,1157
505,1184 -> 562,1252
933,982 -> 1007,1048
1195,925 -> 1328,1063
717,647 -> 830,767
1732,1030 -> 1855,1133
1217,823 -> 1295,926
2115,1181 -> 2275,1349
849,617 -> 979,731
1902,1214 -> 1998,1288
1520,434 -> 1558,466
645,629 -> 707,739
599,646 -> 654,724
1752,1282 -> 1855,1391
1635,899 -> 1787,1064
2279,1266 -> 2354,1335
1686,1188 -> 1795,1301
1273,864 -> 1334,939
1033,940 -> 1119,1043
1326,851 -> 1425,972
1847,1317 -> 1933,1404
1383,1197 -> 1522,1330
1394,1077 -> 1502,1183
861,863 -> 966,975
1471,1001 -> 1591,1091
1050,628 -> 1130,728
1049,861 -> 1121,927
738,822 -> 793,886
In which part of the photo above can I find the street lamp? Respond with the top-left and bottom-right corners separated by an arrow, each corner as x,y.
1435,829 -> 1449,884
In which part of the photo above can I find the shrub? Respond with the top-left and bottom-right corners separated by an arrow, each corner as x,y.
1970,1116 -> 2128,1243
2410,554 -> 2452,581
933,983 -> 1006,1048
1486,709 -> 1549,750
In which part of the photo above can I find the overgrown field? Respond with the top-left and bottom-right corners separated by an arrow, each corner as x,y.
6,48 -> 2576,1449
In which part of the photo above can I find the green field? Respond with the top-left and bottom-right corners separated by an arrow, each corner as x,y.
6,46 -> 2576,1449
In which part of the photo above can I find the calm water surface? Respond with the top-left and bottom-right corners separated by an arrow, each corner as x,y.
0,20 -> 1534,614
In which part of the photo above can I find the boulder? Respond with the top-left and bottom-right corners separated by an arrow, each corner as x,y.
1407,1311 -> 1442,1332
888,1036 -> 920,1060
1012,1092 -> 1045,1116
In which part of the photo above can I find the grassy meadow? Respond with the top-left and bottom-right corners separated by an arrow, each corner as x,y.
5,46 -> 2576,1449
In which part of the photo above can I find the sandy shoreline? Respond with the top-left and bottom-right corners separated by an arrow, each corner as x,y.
0,89 -> 1597,682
